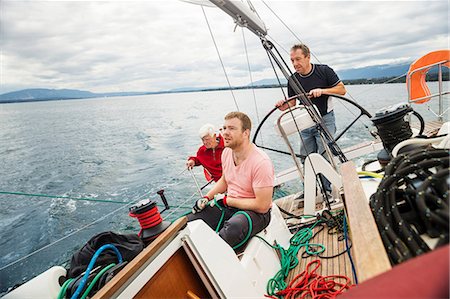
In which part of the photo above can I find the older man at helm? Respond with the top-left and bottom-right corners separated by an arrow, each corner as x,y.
186,123 -> 225,182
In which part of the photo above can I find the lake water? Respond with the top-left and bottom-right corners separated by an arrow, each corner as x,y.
0,83 -> 447,293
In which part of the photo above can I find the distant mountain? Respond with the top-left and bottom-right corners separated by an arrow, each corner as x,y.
0,88 -> 99,103
249,62 -> 412,86
337,63 -> 411,80
2,62 -> 445,103
250,78 -> 287,86
168,87 -> 207,92
0,88 -> 153,103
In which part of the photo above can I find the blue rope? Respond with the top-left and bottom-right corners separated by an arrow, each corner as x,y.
70,244 -> 123,299
343,213 -> 358,284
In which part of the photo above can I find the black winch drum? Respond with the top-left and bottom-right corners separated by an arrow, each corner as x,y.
371,102 -> 425,153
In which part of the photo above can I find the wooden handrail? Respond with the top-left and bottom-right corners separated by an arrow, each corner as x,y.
341,161 -> 391,282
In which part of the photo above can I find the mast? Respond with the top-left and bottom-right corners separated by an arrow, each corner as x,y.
208,0 -> 347,162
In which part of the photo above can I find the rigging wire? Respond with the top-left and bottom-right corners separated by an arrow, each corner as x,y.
261,0 -> 321,63
267,33 -> 289,55
201,5 -> 240,111
264,39 -> 348,163
263,41 -> 338,201
0,168 -> 198,273
0,191 -> 127,205
163,188 -> 201,220
0,200 -> 137,272
335,72 -> 410,132
241,27 -> 260,124
241,27 -> 263,146
349,72 -> 407,98
260,1 -> 375,131
265,49 -> 287,100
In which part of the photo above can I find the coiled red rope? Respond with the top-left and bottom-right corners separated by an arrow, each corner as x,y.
268,260 -> 353,299
129,205 -> 163,237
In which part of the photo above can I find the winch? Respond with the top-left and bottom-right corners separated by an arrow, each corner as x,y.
371,102 -> 425,165
129,191 -> 171,244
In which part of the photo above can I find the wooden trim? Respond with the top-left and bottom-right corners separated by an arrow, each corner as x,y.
341,161 -> 391,282
93,216 -> 188,298
187,290 -> 202,299
134,249 -> 210,298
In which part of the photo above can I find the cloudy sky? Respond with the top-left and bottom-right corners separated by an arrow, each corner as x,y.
1,0 -> 448,94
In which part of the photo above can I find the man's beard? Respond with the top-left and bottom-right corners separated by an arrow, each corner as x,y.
225,138 -> 241,149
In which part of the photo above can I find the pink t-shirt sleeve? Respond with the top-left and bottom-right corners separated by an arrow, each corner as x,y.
252,158 -> 274,188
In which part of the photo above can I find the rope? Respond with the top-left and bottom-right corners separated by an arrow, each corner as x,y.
300,210 -> 353,259
80,263 -> 116,299
343,212 -> 358,284
57,278 -> 74,299
270,260 -> 353,299
70,244 -> 123,299
201,5 -> 239,111
257,220 -> 324,297
0,189 -> 175,211
370,148 -> 449,265
267,33 -> 290,55
129,204 -> 163,237
212,201 -> 253,250
231,211 -> 252,250
357,171 -> 384,179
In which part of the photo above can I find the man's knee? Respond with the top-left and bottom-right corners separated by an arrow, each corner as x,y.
219,214 -> 250,247
186,206 -> 223,230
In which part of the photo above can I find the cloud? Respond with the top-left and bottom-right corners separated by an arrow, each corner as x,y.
1,0 -> 448,93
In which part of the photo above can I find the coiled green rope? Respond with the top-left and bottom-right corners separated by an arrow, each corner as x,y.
257,220 -> 325,297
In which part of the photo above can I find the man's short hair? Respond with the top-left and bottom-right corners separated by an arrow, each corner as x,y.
224,111 -> 252,132
291,44 -> 310,57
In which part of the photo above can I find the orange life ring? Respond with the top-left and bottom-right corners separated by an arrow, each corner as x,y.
406,50 -> 450,104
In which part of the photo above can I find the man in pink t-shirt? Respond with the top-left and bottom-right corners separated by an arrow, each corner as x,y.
187,112 -> 274,250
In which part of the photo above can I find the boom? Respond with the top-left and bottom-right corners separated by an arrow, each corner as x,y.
208,0 -> 267,37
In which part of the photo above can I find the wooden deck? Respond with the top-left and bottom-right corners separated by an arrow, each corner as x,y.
273,160 -> 394,286
412,120 -> 443,137
274,196 -> 355,285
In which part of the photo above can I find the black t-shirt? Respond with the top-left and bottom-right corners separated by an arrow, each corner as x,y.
287,64 -> 341,116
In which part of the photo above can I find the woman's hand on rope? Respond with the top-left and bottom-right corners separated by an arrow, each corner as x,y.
192,196 -> 209,214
